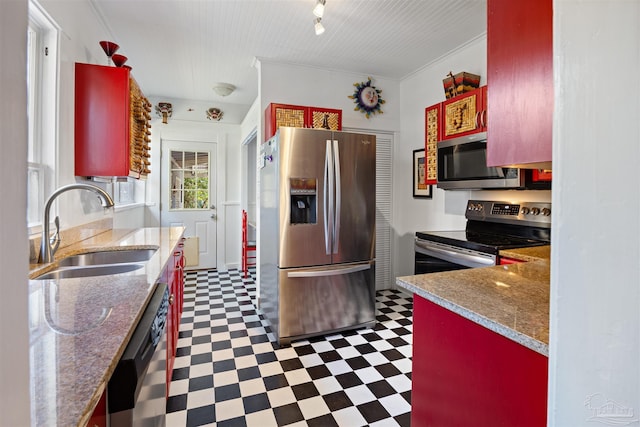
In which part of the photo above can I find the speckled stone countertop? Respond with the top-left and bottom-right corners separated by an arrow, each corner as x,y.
28,227 -> 184,427
499,245 -> 551,262
396,246 -> 550,356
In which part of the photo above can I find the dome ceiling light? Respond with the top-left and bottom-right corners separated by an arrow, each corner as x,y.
212,83 -> 236,97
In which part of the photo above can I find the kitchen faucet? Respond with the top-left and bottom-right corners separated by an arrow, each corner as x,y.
38,183 -> 115,263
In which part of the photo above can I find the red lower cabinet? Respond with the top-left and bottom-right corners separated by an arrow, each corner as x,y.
87,389 -> 107,427
166,239 -> 185,396
411,295 -> 548,427
499,256 -> 524,265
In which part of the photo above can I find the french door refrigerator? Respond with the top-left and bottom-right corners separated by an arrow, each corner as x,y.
260,127 -> 376,346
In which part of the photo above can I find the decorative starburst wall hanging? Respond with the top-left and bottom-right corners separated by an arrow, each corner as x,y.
349,77 -> 385,118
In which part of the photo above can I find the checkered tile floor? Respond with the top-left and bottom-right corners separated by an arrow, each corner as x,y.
166,268 -> 413,427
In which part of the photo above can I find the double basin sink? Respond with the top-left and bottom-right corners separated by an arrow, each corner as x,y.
33,248 -> 158,280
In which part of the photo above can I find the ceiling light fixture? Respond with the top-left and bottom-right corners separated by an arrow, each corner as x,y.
155,102 -> 172,124
212,83 -> 236,97
314,18 -> 325,36
313,0 -> 326,18
206,107 -> 223,121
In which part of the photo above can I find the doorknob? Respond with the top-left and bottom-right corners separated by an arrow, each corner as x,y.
210,214 -> 217,220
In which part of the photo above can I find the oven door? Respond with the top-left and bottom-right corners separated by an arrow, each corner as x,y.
414,238 -> 496,274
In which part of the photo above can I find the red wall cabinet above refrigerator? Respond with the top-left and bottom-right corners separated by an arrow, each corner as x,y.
264,103 -> 342,141
74,63 -> 152,179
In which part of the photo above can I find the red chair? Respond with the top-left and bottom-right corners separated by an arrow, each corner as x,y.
242,210 -> 256,278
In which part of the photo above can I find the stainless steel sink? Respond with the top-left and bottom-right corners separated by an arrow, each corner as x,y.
33,263 -> 145,280
57,248 -> 158,267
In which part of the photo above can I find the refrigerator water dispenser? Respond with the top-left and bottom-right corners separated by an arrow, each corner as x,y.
290,178 -> 317,224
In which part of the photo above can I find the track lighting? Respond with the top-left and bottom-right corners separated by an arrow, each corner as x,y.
314,17 -> 325,36
313,0 -> 326,18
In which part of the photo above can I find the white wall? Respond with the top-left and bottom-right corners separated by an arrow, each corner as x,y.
144,113 -> 242,269
548,1 -> 640,425
1,1 -> 31,424
259,60 -> 401,133
396,35 -> 552,277
39,0 -> 120,229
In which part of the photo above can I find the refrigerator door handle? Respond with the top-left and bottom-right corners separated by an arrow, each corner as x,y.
332,140 -> 341,254
324,140 -> 333,255
287,263 -> 371,278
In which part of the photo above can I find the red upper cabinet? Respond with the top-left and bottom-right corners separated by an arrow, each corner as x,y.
75,63 -> 152,178
486,0 -> 553,169
264,103 -> 342,141
264,103 -> 306,141
424,103 -> 441,185
308,106 -> 342,133
441,86 -> 487,140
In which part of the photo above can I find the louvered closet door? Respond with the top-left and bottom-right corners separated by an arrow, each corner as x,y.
373,132 -> 393,290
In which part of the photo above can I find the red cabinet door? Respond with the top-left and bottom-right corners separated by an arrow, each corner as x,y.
165,252 -> 177,395
412,295 -> 548,427
74,63 -> 152,178
174,246 -> 185,316
424,103 -> 441,185
441,86 -> 486,140
75,63 -> 130,177
87,390 -> 107,427
264,103 -> 307,141
307,107 -> 342,131
486,0 -> 553,168
499,256 -> 524,265
165,239 -> 186,396
264,103 -> 343,141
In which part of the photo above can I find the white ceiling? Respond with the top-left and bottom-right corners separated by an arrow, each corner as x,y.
92,0 -> 487,108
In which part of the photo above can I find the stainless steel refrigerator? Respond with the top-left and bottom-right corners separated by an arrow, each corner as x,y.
259,127 -> 376,346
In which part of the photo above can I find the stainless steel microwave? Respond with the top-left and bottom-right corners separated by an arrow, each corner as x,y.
436,132 -> 525,190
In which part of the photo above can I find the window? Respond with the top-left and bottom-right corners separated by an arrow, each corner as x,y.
170,150 -> 210,210
27,1 -> 58,232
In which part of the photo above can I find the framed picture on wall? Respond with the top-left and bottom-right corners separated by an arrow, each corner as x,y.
413,148 -> 432,198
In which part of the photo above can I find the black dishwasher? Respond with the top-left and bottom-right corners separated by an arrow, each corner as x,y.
108,282 -> 169,427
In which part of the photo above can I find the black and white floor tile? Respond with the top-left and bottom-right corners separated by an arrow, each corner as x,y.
166,268 -> 413,427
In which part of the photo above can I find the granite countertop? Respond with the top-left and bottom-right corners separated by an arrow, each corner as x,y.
499,245 -> 551,262
28,227 -> 184,427
396,246 -> 550,356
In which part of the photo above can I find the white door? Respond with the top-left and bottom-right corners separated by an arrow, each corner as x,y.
161,140 -> 217,269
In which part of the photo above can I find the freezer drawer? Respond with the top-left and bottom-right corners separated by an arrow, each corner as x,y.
276,261 -> 376,346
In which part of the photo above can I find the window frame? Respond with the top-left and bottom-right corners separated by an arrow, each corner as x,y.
27,0 -> 59,234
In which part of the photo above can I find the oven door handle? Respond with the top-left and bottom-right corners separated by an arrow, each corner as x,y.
415,239 -> 496,267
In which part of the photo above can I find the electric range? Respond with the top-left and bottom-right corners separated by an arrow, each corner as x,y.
415,200 -> 551,273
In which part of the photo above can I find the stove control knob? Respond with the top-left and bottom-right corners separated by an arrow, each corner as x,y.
531,207 -> 541,215
521,207 -> 530,215
541,208 -> 551,216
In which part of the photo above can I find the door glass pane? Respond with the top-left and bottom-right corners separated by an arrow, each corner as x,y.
170,150 -> 209,210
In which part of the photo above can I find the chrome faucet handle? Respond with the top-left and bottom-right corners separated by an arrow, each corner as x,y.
49,216 -> 61,254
